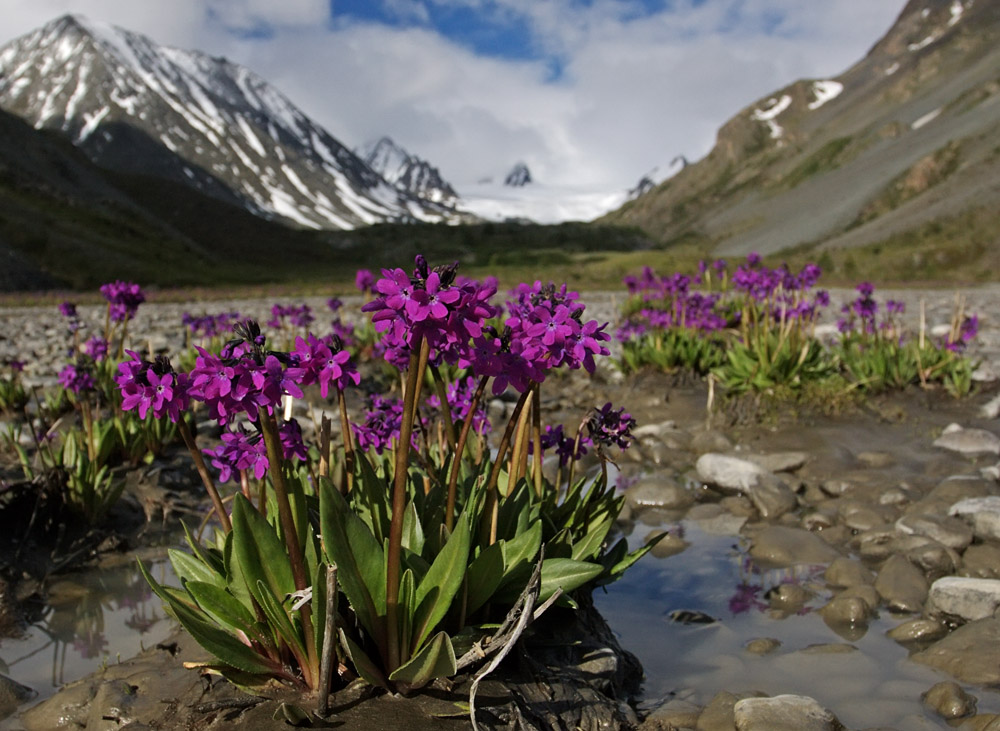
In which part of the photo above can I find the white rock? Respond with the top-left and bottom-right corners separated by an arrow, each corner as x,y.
949,496 -> 1000,540
696,453 -> 765,492
734,694 -> 843,731
980,393 -> 1000,419
933,424 -> 1000,455
928,576 -> 1000,621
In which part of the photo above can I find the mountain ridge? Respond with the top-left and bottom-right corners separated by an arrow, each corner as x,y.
599,0 -> 1000,265
0,14 -> 459,230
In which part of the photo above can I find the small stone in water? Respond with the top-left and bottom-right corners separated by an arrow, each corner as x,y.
666,609 -> 716,625
921,681 -> 977,720
744,637 -> 781,655
886,618 -> 948,644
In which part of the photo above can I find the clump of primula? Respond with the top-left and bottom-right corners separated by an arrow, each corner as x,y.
115,352 -> 189,422
59,360 -> 97,394
100,281 -> 145,323
587,402 -> 636,451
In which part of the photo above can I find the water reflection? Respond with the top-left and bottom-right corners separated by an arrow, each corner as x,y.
0,559 -> 176,699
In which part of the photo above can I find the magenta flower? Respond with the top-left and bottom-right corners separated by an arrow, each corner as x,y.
59,362 -> 96,394
84,336 -> 108,362
116,352 -> 189,422
587,402 -> 636,450
355,269 -> 375,294
100,281 -> 145,322
293,334 -> 360,398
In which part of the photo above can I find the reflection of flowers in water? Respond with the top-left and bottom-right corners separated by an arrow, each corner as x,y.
72,629 -> 109,659
727,554 -> 822,616
729,582 -> 768,615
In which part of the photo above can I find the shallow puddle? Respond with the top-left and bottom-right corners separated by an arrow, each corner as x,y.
596,520 -> 1000,729
0,557 -> 177,705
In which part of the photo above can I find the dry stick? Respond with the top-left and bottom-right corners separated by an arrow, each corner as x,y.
446,375 -> 489,532
466,551 -> 549,731
257,408 -> 318,687
530,384 -> 543,498
507,396 -> 532,491
177,419 -> 232,533
385,342 -> 425,675
564,416 -> 589,490
317,563 -> 339,717
484,389 -> 532,545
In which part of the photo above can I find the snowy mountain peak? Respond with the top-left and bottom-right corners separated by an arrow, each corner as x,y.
504,162 -> 532,187
0,15 -> 458,229
359,136 -> 459,207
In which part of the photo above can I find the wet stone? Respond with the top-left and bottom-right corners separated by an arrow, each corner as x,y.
887,617 -> 948,644
933,424 -> 1000,455
912,618 -> 1000,684
0,674 -> 36,721
642,698 -> 701,730
648,531 -> 690,559
733,694 -> 845,731
744,637 -> 782,655
625,478 -> 696,510
696,690 -> 762,731
820,593 -> 875,626
874,554 -> 928,613
825,557 -> 875,588
689,429 -> 733,454
961,544 -> 1000,579
743,451 -> 809,474
949,496 -> 1000,540
857,451 -> 896,468
896,512 -> 973,551
928,577 -> 1000,621
921,680 -> 977,720
747,474 -> 798,520
695,453 -> 765,492
748,526 -> 841,567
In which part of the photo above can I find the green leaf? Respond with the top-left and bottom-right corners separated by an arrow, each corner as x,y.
139,560 -> 277,677
464,541 -> 504,616
398,568 -> 416,664
169,549 -> 224,588
388,631 -> 457,690
499,520 -> 542,582
319,478 -> 386,646
340,629 -> 388,689
599,533 -> 665,586
571,515 -> 613,562
184,580 -> 264,644
497,558 -> 603,604
254,579 -> 307,663
231,495 -> 296,604
411,512 -> 471,652
355,455 -> 391,544
182,521 -> 225,576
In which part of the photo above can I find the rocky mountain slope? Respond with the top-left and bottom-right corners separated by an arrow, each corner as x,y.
358,136 -> 460,208
0,14 -> 457,230
600,0 -> 1000,263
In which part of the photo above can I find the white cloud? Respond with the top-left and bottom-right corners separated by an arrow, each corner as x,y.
0,0 -> 908,194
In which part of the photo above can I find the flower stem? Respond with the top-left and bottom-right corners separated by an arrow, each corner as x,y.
386,340 -> 425,674
337,390 -> 355,493
258,406 -> 317,687
484,388 -> 532,545
177,418 -> 232,533
530,383 -> 543,498
445,375 -> 488,532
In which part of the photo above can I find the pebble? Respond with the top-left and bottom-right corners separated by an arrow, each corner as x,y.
895,512 -> 973,551
820,593 -> 875,626
733,695 -> 844,731
961,544 -> 1000,579
921,681 -> 977,720
928,577 -> 1000,621
874,555 -> 928,613
949,496 -> 1000,541
744,638 -> 782,655
695,453 -> 765,492
747,474 -> 798,520
625,478 -> 695,511
912,618 -> 1000,684
742,451 -> 810,474
886,617 -> 948,643
825,557 -> 874,588
933,424 -> 1000,455
747,526 -> 841,567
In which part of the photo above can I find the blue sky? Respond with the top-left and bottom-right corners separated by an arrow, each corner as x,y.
3,0 -> 907,189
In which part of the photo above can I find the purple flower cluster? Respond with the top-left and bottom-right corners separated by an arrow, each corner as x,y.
83,336 -> 108,362
426,376 -> 491,435
837,283 -> 905,338
115,352 -> 189,422
58,362 -> 96,394
586,402 -> 635,450
528,423 -> 590,467
353,394 -> 405,454
946,315 -> 979,353
100,281 -> 145,322
362,256 -> 499,368
182,311 -> 241,338
268,303 -> 314,330
204,419 -> 307,483
355,269 -> 375,295
59,301 -> 83,333
187,321 -> 304,424
292,334 -> 360,398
